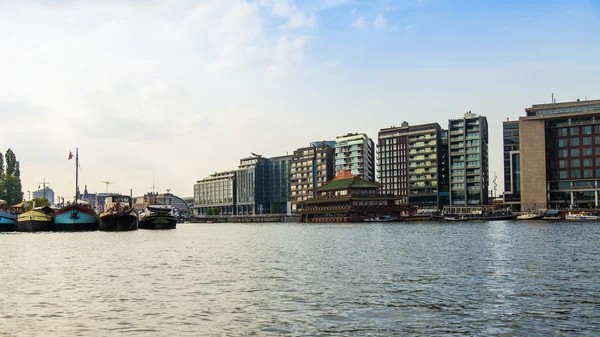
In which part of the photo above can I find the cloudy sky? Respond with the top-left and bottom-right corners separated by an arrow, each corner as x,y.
1,0 -> 599,201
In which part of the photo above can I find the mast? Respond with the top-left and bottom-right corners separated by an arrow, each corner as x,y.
75,148 -> 79,204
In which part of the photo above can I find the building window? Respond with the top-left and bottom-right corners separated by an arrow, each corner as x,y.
571,138 -> 580,146
583,125 -> 592,135
559,160 -> 567,168
559,128 -> 568,137
558,139 -> 568,147
571,170 -> 581,179
571,149 -> 580,157
584,158 -> 593,167
572,159 -> 580,168
583,169 -> 593,178
559,171 -> 568,179
584,148 -> 593,156
570,127 -> 579,136
559,149 -> 569,158
583,137 -> 592,146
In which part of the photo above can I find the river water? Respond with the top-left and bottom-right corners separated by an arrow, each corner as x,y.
1,221 -> 599,336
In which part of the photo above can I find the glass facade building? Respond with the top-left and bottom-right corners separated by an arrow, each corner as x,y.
503,121 -> 521,210
265,155 -> 293,214
448,112 -> 489,206
194,171 -> 236,215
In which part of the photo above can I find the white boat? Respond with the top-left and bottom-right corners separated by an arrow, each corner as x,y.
517,212 -> 542,220
565,212 -> 600,220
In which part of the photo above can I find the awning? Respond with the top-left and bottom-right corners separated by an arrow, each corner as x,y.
546,209 -> 560,215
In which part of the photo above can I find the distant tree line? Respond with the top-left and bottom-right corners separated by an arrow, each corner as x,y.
0,149 -> 24,205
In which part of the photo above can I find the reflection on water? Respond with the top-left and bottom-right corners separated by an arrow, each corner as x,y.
1,222 -> 599,336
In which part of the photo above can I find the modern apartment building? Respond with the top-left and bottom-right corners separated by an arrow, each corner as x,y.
519,98 -> 600,210
448,112 -> 489,206
193,170 -> 236,215
265,154 -> 293,214
377,122 -> 449,208
334,133 -> 375,182
236,154 -> 267,215
503,120 -> 521,210
290,143 -> 334,213
32,187 -> 55,204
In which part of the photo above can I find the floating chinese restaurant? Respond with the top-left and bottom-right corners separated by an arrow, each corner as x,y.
298,171 -> 413,222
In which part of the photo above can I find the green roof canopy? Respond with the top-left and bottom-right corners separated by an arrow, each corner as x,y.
317,176 -> 382,192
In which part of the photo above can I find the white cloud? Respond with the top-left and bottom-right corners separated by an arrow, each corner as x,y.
406,24 -> 413,32
261,0 -> 316,30
279,11 -> 316,30
351,9 -> 357,14
373,12 -> 398,31
0,0 -> 310,198
352,16 -> 367,30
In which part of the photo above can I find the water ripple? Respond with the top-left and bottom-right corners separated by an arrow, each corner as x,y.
1,222 -> 599,336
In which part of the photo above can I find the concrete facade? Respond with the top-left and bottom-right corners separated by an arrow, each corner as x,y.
518,118 -> 547,211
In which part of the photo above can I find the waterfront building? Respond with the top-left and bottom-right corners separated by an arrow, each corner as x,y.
519,98 -> 600,210
32,187 -> 55,204
503,120 -> 521,210
334,133 -> 376,182
448,112 -> 489,206
310,140 -> 336,149
265,154 -> 293,214
290,143 -> 335,213
298,170 -> 410,222
377,122 -> 449,209
194,170 -> 236,215
236,154 -> 267,215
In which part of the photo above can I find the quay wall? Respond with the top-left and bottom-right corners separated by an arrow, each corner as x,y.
191,215 -> 300,223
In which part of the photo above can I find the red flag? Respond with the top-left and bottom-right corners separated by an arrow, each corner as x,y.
68,151 -> 73,160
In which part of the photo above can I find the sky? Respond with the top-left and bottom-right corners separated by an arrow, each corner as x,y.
1,0 -> 599,201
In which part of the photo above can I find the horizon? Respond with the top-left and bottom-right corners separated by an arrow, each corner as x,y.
1,0 -> 599,200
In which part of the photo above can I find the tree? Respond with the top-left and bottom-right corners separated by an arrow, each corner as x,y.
0,149 -> 23,205
29,197 -> 51,210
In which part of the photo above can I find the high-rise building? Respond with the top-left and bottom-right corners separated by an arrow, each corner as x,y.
519,98 -> 600,210
290,143 -> 334,213
32,187 -> 55,204
448,112 -> 489,206
503,120 -> 521,210
194,171 -> 236,215
334,133 -> 375,182
236,154 -> 267,215
377,122 -> 448,208
265,155 -> 293,214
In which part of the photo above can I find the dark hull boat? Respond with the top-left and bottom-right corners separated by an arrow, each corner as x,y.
99,212 -> 138,231
138,195 -> 177,230
139,214 -> 177,229
98,195 -> 138,231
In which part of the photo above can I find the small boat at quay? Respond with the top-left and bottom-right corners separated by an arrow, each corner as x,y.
565,211 -> 600,221
517,212 -> 543,220
542,209 -> 561,220
54,148 -> 99,231
364,215 -> 398,222
139,205 -> 177,229
17,206 -> 54,232
444,214 -> 468,221
99,195 -> 138,231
